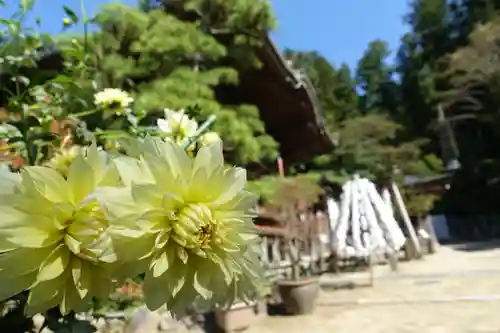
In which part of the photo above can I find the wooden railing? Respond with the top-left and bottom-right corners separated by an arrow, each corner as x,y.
257,226 -> 331,283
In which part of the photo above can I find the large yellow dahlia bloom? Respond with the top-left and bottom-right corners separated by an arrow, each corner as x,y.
0,145 -> 122,315
110,137 -> 264,315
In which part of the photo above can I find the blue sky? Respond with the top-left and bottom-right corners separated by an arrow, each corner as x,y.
3,0 -> 410,70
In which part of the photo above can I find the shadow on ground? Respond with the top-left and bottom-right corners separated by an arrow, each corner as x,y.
449,239 -> 500,252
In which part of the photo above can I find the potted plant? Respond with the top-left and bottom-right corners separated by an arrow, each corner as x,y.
273,179 -> 322,316
214,301 -> 259,333
276,223 -> 320,315
248,175 -> 323,315
214,271 -> 271,332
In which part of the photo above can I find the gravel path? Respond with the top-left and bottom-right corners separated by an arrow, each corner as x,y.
248,242 -> 500,333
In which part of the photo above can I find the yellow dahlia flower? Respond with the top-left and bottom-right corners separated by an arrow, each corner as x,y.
0,145 -> 123,315
94,88 -> 134,110
45,145 -> 84,177
110,138 -> 264,315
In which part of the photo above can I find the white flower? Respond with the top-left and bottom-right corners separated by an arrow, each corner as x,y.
157,109 -> 198,140
94,88 -> 134,110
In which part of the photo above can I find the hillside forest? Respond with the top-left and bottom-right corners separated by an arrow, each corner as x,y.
287,0 -> 500,218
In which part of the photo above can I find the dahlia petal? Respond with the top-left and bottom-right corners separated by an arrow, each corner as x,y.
0,271 -> 36,301
0,167 -> 21,194
98,162 -> 122,187
110,228 -> 156,261
52,202 -> 75,230
0,246 -> 54,280
0,239 -> 15,251
21,166 -> 71,204
27,273 -> 65,312
88,234 -> 117,263
71,258 -> 92,299
155,229 -> 170,248
192,142 -> 223,178
168,280 -> 197,317
112,257 -> 150,281
67,154 -> 96,203
64,234 -> 81,254
3,224 -> 61,248
176,247 -> 188,264
91,265 -> 114,298
25,291 -> 62,317
143,272 -> 171,311
215,190 -> 258,213
141,155 -> 178,191
151,250 -> 169,278
131,183 -> 164,209
163,141 -> 192,181
145,137 -> 167,156
210,168 -> 247,206
37,245 -> 71,282
85,143 -> 105,177
113,156 -> 153,186
0,205 -> 40,228
60,279 -> 87,315
193,269 -> 213,300
90,186 -> 139,221
206,252 -> 233,285
189,167 -> 210,201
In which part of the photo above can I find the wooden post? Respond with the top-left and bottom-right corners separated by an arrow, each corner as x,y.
368,251 -> 375,286
423,214 -> 440,254
391,182 -> 422,259
388,250 -> 399,272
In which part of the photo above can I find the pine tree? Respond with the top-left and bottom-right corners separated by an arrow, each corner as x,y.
355,40 -> 393,114
87,1 -> 278,165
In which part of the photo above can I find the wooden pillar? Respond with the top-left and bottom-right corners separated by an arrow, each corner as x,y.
391,182 -> 423,259
423,214 -> 440,254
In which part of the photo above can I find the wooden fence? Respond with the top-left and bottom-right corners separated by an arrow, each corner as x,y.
257,225 -> 331,283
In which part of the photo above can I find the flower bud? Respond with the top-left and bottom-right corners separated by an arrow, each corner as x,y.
199,131 -> 221,147
63,17 -> 73,27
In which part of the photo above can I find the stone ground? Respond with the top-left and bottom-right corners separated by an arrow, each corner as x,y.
247,241 -> 500,333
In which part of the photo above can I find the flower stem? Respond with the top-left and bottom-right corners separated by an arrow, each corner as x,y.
183,115 -> 216,150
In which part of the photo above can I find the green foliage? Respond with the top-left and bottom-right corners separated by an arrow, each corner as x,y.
356,40 -> 394,114
404,189 -> 439,217
247,174 -> 323,208
396,0 -> 500,214
283,12 -> 451,215
89,3 -> 278,165
283,50 -> 359,131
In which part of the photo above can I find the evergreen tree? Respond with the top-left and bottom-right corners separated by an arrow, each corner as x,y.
283,50 -> 358,130
355,40 -> 393,114
88,1 -> 278,165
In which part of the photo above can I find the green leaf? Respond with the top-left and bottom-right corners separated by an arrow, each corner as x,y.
63,6 -> 79,24
51,75 -> 74,84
